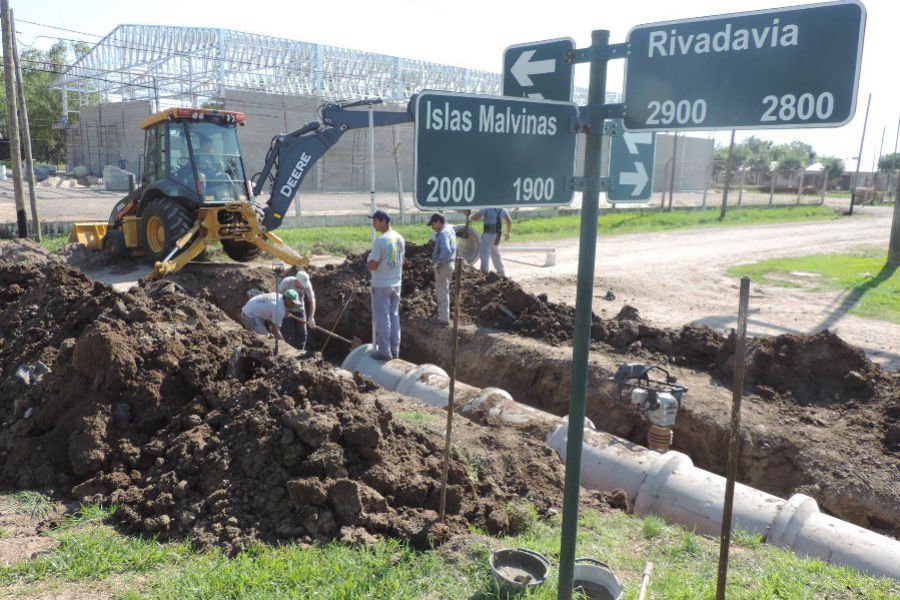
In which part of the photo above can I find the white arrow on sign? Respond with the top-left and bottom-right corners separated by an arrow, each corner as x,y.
511,50 -> 555,87
624,132 -> 654,155
619,162 -> 649,197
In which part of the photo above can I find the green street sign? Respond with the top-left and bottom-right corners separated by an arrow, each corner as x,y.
608,120 -> 656,202
503,38 -> 575,102
414,91 -> 577,209
623,0 -> 866,131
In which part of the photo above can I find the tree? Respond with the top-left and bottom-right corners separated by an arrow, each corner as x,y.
772,142 -> 812,176
819,156 -> 845,181
0,41 -> 85,164
878,152 -> 900,173
741,136 -> 774,173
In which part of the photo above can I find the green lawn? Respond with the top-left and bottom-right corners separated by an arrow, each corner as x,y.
1,501 -> 896,599
35,205 -> 838,259
275,205 -> 838,257
728,248 -> 900,323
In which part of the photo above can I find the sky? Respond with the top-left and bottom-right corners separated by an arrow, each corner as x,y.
14,0 -> 900,170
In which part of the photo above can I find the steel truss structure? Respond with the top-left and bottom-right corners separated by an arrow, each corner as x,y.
50,25 -> 610,106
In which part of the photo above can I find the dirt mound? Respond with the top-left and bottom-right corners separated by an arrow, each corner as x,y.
308,243 -> 894,408
0,239 -> 61,267
0,261 -> 595,554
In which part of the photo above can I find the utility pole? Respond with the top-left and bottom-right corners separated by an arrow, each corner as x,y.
1,0 -> 27,238
667,133 -> 678,211
874,125 -> 885,201
890,170 -> 900,265
889,116 -> 900,203
849,93 -> 871,216
719,130 -> 736,220
11,9 -> 40,241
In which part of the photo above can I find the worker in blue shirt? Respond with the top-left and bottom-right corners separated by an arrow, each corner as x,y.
428,212 -> 457,325
471,207 -> 512,277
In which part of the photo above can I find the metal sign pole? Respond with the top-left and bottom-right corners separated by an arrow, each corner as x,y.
557,29 -> 609,600
715,276 -> 751,599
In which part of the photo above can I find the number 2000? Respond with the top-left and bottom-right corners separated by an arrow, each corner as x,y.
425,176 -> 475,203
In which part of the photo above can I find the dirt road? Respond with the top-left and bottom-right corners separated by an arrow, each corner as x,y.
501,205 -> 899,369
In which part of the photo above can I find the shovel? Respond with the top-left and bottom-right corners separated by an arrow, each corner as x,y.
287,313 -> 361,348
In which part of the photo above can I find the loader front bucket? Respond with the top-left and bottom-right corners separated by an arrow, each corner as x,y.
69,222 -> 108,250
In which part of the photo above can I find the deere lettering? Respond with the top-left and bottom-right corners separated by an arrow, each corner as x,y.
280,152 -> 312,198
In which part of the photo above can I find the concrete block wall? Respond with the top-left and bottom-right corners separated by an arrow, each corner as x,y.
67,101 -> 152,177
653,133 -> 714,192
223,90 -> 415,194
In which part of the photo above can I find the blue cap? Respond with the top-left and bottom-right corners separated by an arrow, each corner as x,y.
368,210 -> 390,222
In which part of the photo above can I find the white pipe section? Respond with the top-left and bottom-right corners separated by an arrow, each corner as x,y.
342,345 -> 900,580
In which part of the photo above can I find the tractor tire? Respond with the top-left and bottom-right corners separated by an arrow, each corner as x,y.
221,239 -> 261,262
101,230 -> 129,258
138,199 -> 195,263
108,197 -> 130,228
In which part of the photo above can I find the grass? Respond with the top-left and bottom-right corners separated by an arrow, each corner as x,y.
728,248 -> 900,324
34,205 -> 837,259
0,503 -> 896,599
273,205 -> 838,257
11,491 -> 55,520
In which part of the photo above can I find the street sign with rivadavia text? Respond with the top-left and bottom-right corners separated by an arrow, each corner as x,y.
623,0 -> 866,131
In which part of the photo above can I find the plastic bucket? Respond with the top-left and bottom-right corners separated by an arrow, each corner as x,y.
572,558 -> 623,600
489,548 -> 551,596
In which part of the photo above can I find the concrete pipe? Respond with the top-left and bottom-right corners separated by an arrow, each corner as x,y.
342,346 -> 900,580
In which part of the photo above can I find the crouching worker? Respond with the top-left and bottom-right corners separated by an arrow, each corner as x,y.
277,271 -> 316,350
240,289 -> 300,342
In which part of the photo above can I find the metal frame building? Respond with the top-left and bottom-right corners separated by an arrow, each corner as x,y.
50,25 -> 604,109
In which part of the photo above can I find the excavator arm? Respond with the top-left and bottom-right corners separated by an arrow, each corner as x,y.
254,97 -> 416,231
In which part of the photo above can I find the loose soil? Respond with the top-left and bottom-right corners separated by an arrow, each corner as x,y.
292,242 -> 899,535
0,241 -> 616,555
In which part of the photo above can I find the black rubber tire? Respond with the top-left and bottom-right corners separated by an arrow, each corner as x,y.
101,230 -> 129,258
221,239 -> 261,262
108,197 -> 130,228
137,199 -> 195,263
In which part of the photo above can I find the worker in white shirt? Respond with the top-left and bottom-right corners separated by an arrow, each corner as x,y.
240,289 -> 300,342
276,271 -> 317,350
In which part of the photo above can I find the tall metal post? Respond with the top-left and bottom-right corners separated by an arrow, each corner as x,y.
873,125 -> 885,200
849,93 -> 871,215
369,104 -> 377,242
890,175 -> 900,265
1,0 -> 27,238
558,29 -> 608,600
719,130 -> 736,220
888,116 -> 899,203
10,9 -> 39,241
667,133 -> 678,211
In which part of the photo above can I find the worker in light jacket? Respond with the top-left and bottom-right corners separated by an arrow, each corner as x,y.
428,212 -> 457,325
471,207 -> 512,277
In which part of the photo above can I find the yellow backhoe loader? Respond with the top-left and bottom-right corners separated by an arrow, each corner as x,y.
71,99 -> 414,279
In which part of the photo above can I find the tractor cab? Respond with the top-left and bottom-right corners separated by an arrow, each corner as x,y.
140,108 -> 250,205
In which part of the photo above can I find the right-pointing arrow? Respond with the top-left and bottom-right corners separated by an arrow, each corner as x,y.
624,132 -> 654,155
619,162 -> 649,197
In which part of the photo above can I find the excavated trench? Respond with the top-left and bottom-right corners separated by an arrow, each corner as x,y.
164,251 -> 900,539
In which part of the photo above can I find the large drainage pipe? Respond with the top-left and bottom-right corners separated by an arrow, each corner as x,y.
342,345 -> 900,580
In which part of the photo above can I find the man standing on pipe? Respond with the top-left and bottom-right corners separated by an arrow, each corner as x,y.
428,212 -> 456,326
471,207 -> 512,277
367,210 -> 405,361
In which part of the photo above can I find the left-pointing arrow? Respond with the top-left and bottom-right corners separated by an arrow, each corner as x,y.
618,162 -> 649,197
511,50 -> 555,87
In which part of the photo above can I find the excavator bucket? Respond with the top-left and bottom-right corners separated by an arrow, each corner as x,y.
69,222 -> 108,250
